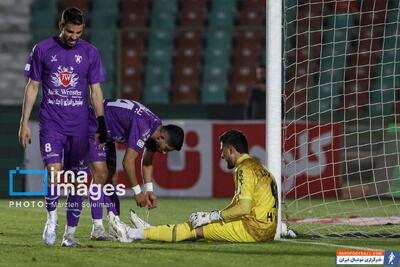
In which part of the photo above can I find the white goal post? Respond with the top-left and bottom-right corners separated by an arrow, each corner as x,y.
266,0 -> 283,239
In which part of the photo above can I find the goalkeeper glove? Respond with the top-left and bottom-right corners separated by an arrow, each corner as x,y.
96,115 -> 107,144
189,210 -> 223,228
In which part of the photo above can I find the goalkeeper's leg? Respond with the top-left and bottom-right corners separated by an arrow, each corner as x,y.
117,220 -> 273,243
131,221 -> 257,242
143,222 -> 196,242
122,222 -> 196,242
200,220 -> 257,242
141,220 -> 257,242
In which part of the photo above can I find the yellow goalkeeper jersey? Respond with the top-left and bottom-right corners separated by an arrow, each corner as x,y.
229,154 -> 278,241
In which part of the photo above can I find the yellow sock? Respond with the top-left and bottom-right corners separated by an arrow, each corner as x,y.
144,222 -> 197,242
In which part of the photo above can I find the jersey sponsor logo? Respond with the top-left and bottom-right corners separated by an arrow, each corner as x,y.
51,55 -> 58,62
137,139 -> 145,148
75,54 -> 82,64
24,64 -> 30,71
51,66 -> 79,88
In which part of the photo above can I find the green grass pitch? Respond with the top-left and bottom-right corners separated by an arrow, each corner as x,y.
0,198 -> 399,267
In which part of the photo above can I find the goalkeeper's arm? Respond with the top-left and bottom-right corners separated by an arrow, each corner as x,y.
220,198 -> 252,221
190,199 -> 252,228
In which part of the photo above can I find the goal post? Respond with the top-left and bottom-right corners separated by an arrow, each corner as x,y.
266,0 -> 283,239
276,0 -> 400,238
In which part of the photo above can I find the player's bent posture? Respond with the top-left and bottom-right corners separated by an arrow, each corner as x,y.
110,130 -> 278,243
18,8 -> 107,247
87,99 -> 184,240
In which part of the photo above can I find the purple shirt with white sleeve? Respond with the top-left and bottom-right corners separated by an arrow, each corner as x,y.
24,36 -> 105,136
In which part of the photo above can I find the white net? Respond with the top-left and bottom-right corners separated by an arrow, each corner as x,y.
282,0 -> 400,237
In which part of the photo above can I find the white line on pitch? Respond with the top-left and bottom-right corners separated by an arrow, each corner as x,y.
279,239 -> 380,251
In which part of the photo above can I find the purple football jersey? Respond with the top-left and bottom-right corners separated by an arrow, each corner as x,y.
89,99 -> 162,152
24,37 -> 105,136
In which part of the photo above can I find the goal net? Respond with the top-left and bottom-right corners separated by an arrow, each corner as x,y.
282,0 -> 400,237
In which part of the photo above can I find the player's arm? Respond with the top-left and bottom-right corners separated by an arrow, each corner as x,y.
141,148 -> 157,208
89,83 -> 107,146
123,146 -> 147,208
19,79 -> 40,148
220,199 -> 252,221
190,167 -> 254,228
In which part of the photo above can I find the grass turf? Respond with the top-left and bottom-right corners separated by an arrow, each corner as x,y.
0,198 -> 399,267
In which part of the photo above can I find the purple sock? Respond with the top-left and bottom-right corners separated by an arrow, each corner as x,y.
89,185 -> 104,220
105,184 -> 120,216
66,194 -> 83,227
45,185 -> 59,212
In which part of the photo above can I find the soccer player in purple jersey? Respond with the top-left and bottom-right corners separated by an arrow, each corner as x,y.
18,8 -> 108,247
86,99 -> 184,240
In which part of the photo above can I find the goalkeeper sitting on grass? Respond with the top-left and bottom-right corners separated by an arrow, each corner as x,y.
109,130 -> 278,242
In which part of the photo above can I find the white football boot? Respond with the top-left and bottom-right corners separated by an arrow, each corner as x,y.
43,220 -> 58,246
108,211 -> 131,243
90,224 -> 114,241
61,233 -> 80,247
129,209 -> 152,229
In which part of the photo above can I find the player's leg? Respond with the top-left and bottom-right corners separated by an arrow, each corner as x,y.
87,135 -> 112,240
103,143 -> 123,238
89,161 -> 113,240
40,129 -> 65,246
104,142 -> 120,217
61,135 -> 88,247
109,212 -> 196,242
143,222 -> 197,242
200,220 -> 276,242
141,221 -> 258,243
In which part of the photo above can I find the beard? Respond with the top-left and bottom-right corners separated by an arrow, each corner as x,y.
226,159 -> 235,169
145,138 -> 160,152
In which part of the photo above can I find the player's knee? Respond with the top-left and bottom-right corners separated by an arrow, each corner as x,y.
46,163 -> 61,184
91,163 -> 109,185
94,169 -> 108,185
107,167 -> 116,184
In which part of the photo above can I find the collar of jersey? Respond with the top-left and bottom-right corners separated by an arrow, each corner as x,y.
235,153 -> 251,167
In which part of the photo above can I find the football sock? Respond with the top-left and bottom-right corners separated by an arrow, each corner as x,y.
89,185 -> 104,220
127,228 -> 144,240
65,225 -> 77,236
93,219 -> 103,228
45,185 -> 59,222
143,223 -> 196,242
66,194 -> 83,227
105,184 -> 120,215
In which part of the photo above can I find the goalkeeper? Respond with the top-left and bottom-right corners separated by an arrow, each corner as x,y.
110,130 -> 278,242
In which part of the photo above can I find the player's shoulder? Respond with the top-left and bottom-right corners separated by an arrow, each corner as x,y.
32,36 -> 58,52
239,155 -> 271,175
240,155 -> 261,168
77,39 -> 101,54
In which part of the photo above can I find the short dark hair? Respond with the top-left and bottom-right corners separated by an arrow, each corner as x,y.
60,7 -> 84,25
219,130 -> 249,153
163,125 -> 184,151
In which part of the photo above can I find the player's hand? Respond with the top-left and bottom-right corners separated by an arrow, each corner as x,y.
134,192 -> 147,208
95,115 -> 107,150
190,211 -> 222,228
146,191 -> 157,209
18,123 -> 31,148
94,133 -> 106,150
